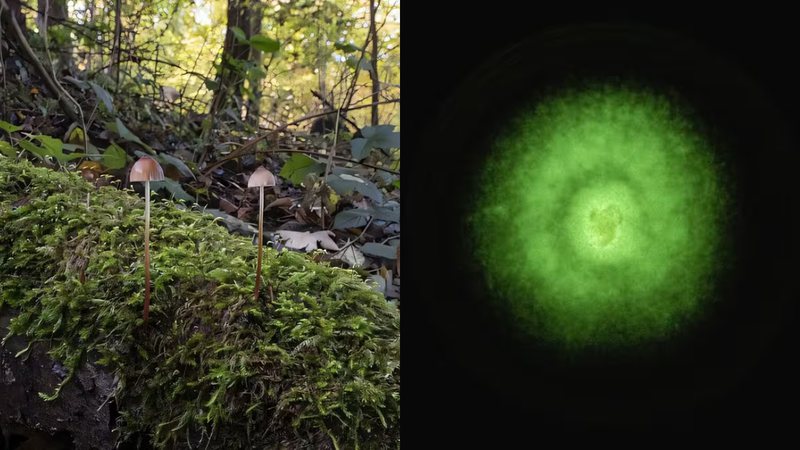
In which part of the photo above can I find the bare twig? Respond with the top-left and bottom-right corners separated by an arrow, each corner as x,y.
200,100 -> 399,176
333,217 -> 374,256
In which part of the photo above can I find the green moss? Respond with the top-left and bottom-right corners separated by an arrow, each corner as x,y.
0,156 -> 400,449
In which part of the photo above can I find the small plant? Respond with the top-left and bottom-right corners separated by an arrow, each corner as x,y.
129,156 -> 165,321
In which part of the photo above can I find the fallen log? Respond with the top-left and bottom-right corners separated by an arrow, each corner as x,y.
1,307 -> 114,450
0,156 -> 400,449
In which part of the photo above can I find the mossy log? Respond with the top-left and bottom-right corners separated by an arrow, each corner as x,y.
0,157 -> 400,449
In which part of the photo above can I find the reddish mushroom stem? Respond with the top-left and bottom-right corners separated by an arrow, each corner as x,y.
130,156 -> 164,323
143,179 -> 152,322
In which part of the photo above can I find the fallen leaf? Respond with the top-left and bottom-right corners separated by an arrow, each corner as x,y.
275,230 -> 339,252
237,206 -> 253,220
202,208 -> 256,236
333,244 -> 366,268
266,197 -> 293,210
361,242 -> 397,260
219,197 -> 238,214
369,274 -> 386,295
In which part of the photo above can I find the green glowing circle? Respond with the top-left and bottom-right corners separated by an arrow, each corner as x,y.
471,84 -> 729,350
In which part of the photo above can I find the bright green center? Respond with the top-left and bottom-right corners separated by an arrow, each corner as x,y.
470,84 -> 729,351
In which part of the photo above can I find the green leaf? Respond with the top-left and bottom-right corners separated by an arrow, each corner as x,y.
363,125 -> 400,148
204,79 -> 220,91
35,135 -> 63,155
369,204 -> 400,223
64,142 -> 101,157
0,120 -> 23,134
326,174 -> 383,203
88,81 -> 114,113
361,243 -> 397,260
332,205 -> 398,230
63,76 -> 90,90
350,138 -> 370,161
107,119 -> 148,149
279,154 -> 325,185
334,41 -> 360,54
230,26 -> 247,43
17,140 -> 48,159
249,35 -> 280,53
350,125 -> 400,161
333,209 -> 370,230
375,169 -> 397,187
102,143 -> 127,170
23,135 -> 84,163
0,141 -> 16,157
346,55 -> 373,72
150,178 -> 193,202
159,153 -> 194,179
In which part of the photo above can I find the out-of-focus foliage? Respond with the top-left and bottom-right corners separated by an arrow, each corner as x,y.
50,0 -> 399,128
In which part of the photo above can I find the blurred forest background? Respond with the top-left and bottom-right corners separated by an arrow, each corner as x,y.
0,0 -> 400,298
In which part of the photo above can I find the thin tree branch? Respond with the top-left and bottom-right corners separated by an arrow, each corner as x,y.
201,99 -> 399,176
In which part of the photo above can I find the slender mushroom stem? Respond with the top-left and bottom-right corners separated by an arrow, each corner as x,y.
130,156 -> 163,322
247,166 -> 275,303
254,185 -> 264,301
143,179 -> 151,322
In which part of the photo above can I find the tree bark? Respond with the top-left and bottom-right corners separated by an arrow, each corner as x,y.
0,0 -> 26,35
245,1 -> 264,126
37,0 -> 72,74
205,0 -> 252,138
0,309 -> 116,450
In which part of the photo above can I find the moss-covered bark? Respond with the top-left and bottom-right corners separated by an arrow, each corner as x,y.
0,156 -> 400,449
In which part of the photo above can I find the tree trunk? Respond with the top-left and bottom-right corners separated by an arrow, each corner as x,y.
37,0 -> 72,74
0,0 -> 26,35
205,0 -> 252,139
245,1 -> 264,126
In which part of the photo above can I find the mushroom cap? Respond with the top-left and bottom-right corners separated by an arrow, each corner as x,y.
248,166 -> 276,188
78,161 -> 103,172
130,156 -> 165,182
78,161 -> 103,183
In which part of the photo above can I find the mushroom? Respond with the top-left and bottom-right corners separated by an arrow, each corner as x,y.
78,161 -> 103,207
129,156 -> 165,322
248,166 -> 276,302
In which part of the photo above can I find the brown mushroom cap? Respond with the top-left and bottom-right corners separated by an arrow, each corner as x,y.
130,156 -> 165,182
78,161 -> 103,183
248,166 -> 276,188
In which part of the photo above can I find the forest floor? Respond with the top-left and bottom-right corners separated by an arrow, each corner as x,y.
0,56 -> 400,304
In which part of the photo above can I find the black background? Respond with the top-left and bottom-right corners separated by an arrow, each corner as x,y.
405,4 -> 799,445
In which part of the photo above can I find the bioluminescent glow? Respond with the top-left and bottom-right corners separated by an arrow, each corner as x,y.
470,84 -> 730,350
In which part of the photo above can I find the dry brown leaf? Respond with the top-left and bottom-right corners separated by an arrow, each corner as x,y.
267,197 -> 294,210
219,197 -> 238,214
237,206 -> 253,220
